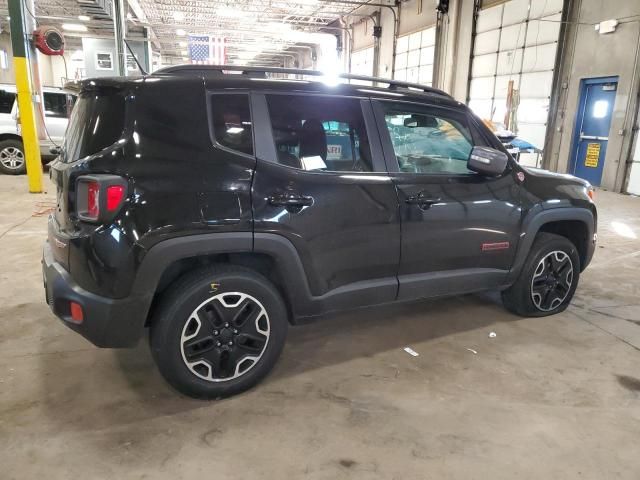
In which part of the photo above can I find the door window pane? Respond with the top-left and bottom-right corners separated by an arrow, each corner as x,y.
382,104 -> 474,174
44,93 -> 68,118
265,95 -> 373,172
0,89 -> 15,114
210,94 -> 253,155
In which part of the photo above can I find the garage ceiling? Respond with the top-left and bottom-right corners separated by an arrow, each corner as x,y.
0,0 -> 371,66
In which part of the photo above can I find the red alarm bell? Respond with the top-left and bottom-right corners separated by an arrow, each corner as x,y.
33,26 -> 65,56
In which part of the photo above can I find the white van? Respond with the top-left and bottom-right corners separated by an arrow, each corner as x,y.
0,84 -> 74,175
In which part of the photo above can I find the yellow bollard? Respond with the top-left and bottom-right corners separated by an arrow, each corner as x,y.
8,0 -> 43,193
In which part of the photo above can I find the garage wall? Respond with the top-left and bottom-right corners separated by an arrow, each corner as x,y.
38,54 -> 72,88
627,104 -> 640,195
0,32 -> 13,85
544,0 -> 640,192
468,0 -> 564,160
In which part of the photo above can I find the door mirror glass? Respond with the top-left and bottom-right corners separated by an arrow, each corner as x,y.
467,146 -> 508,176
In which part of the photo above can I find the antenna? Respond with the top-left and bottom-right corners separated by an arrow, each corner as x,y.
123,39 -> 147,76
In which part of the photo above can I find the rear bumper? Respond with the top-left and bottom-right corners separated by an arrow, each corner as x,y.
42,241 -> 150,347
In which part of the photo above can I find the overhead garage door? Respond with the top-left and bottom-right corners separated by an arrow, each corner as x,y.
394,26 -> 436,86
351,47 -> 374,77
468,0 -> 563,164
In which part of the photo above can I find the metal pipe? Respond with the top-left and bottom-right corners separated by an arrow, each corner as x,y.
112,0 -> 126,76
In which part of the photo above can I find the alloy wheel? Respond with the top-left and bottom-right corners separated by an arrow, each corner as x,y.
530,250 -> 574,312
0,146 -> 25,170
180,292 -> 270,382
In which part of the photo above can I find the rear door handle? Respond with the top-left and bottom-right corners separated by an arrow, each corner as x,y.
405,195 -> 441,208
268,193 -> 314,207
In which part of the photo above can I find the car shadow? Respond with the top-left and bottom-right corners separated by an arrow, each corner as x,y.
34,290 -> 513,438
113,290 -> 510,396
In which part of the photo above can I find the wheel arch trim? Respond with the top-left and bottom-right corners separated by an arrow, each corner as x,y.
508,208 -> 595,283
130,232 -> 317,326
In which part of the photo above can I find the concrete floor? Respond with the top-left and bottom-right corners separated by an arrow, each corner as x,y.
1,173 -> 639,480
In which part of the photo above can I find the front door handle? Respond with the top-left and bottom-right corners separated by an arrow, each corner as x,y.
405,194 -> 441,209
268,193 -> 314,208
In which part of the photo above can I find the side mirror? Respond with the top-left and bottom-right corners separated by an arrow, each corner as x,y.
467,146 -> 509,176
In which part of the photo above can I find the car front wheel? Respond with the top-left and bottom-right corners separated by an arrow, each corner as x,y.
150,265 -> 288,399
502,232 -> 580,317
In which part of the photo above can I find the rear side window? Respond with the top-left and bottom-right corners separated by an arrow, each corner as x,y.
0,89 -> 15,114
265,94 -> 373,172
210,94 -> 253,155
44,92 -> 68,118
62,93 -> 125,162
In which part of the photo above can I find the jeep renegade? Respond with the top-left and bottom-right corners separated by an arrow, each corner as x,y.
43,66 -> 597,399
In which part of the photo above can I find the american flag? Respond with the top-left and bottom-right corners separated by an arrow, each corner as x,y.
188,35 -> 226,65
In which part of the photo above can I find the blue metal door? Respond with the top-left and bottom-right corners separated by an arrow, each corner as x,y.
570,77 -> 618,186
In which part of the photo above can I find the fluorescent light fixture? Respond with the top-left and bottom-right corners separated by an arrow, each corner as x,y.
78,15 -> 90,21
173,11 -> 185,22
226,127 -> 244,134
179,41 -> 187,47
181,50 -> 188,55
62,23 -> 88,32
176,28 -> 186,36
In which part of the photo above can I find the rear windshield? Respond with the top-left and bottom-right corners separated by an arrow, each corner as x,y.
61,93 -> 125,162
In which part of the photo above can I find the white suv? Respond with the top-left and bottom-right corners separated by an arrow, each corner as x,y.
0,84 -> 74,175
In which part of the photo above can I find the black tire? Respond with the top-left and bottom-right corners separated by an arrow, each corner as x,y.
0,139 -> 26,175
502,233 -> 580,317
149,264 -> 288,399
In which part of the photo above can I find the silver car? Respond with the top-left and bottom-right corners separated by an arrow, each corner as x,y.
0,84 -> 74,175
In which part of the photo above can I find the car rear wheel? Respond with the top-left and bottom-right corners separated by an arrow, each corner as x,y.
0,139 -> 26,175
149,265 -> 288,399
502,233 -> 580,317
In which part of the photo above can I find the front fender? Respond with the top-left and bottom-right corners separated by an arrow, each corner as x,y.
507,207 -> 596,283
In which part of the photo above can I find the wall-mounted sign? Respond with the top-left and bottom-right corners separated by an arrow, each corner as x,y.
95,52 -> 113,70
585,143 -> 601,168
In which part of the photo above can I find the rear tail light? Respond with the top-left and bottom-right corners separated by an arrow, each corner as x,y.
76,175 -> 127,223
106,185 -> 125,211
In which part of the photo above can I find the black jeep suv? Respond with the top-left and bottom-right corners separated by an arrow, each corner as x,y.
43,66 -> 597,399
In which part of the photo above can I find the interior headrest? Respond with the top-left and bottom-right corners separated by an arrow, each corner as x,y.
299,119 -> 327,161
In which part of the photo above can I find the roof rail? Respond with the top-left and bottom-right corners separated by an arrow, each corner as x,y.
153,64 -> 452,98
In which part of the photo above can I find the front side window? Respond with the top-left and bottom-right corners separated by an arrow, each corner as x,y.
266,95 -> 373,172
210,94 -> 253,156
383,103 -> 474,175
